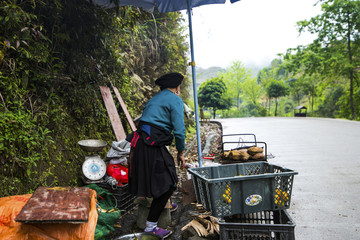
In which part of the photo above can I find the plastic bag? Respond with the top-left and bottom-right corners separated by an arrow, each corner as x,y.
106,164 -> 129,185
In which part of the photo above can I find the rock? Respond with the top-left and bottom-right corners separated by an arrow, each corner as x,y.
182,226 -> 199,239
188,236 -> 208,240
136,204 -> 171,229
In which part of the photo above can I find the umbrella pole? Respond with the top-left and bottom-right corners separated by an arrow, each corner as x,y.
187,0 -> 202,167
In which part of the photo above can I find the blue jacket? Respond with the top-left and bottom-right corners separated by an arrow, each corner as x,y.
140,89 -> 186,151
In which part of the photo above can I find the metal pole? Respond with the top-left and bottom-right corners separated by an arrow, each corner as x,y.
187,0 -> 202,167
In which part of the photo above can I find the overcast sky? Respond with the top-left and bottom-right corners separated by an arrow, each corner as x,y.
181,0 -> 322,69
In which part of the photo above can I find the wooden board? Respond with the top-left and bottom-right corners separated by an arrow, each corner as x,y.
99,86 -> 126,141
15,187 -> 90,223
112,85 -> 137,132
180,179 -> 197,206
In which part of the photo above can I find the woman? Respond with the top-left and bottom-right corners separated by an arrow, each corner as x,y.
127,72 -> 186,238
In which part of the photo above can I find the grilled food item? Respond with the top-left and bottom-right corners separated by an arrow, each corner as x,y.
250,152 -> 265,160
223,151 -> 231,159
229,149 -> 250,161
247,146 -> 263,155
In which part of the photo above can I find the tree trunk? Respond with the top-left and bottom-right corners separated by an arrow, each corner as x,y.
274,99 -> 278,116
350,72 -> 354,119
347,14 -> 355,119
310,85 -> 315,115
297,93 -> 300,106
268,98 -> 271,114
311,93 -> 314,115
236,91 -> 240,110
213,108 -> 216,119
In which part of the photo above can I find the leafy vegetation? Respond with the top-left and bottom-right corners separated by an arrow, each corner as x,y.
200,0 -> 360,120
219,61 -> 253,110
282,0 -> 360,119
0,0 -> 188,196
198,77 -> 231,118
266,81 -> 289,116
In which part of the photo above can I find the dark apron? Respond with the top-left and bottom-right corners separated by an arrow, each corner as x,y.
127,122 -> 178,199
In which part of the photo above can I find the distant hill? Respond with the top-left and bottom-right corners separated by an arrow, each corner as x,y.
186,66 -> 226,89
244,63 -> 262,78
186,64 -> 263,90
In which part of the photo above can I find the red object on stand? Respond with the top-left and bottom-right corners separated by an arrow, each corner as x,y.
107,164 -> 128,186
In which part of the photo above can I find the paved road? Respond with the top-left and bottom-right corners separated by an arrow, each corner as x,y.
218,117 -> 360,240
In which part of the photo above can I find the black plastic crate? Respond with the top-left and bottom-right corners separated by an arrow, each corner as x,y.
188,162 -> 298,217
218,210 -> 295,240
96,182 -> 136,214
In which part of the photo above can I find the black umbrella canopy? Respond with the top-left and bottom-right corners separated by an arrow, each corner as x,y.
92,0 -> 240,13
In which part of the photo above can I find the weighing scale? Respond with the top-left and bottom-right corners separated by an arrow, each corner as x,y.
78,139 -> 107,183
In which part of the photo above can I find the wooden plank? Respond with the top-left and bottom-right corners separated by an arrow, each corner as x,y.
180,179 -> 197,206
112,84 -> 137,132
15,187 -> 90,223
99,86 -> 126,141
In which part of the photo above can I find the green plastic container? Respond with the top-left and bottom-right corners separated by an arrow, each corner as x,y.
188,162 -> 298,217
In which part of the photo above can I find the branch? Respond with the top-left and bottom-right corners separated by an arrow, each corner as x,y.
0,92 -> 7,112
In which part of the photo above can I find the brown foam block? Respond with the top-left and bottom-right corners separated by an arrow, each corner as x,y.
15,186 -> 90,223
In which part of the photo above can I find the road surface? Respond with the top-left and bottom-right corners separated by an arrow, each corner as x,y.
218,117 -> 360,239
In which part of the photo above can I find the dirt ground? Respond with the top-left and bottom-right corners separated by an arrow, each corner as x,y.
111,121 -> 223,239
111,191 -> 218,240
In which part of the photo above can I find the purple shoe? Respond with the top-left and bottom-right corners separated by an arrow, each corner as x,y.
170,203 -> 178,212
144,227 -> 173,238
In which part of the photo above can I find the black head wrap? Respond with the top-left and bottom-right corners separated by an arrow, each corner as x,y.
155,73 -> 184,90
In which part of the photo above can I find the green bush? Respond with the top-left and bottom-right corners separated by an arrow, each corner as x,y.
317,86 -> 345,118
0,1 -> 188,197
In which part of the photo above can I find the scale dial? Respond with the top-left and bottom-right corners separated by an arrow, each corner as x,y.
82,156 -> 106,180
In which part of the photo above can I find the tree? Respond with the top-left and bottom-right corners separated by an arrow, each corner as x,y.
287,78 -> 303,106
317,85 -> 344,117
301,75 -> 320,113
296,0 -> 360,119
266,81 -> 289,116
242,79 -> 262,105
257,59 -> 287,113
219,61 -> 252,110
198,77 -> 232,118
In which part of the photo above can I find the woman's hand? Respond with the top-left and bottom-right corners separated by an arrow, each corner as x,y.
177,150 -> 186,169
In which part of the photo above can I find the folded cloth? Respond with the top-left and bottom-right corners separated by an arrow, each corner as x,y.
109,157 -> 127,165
106,140 -> 131,159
